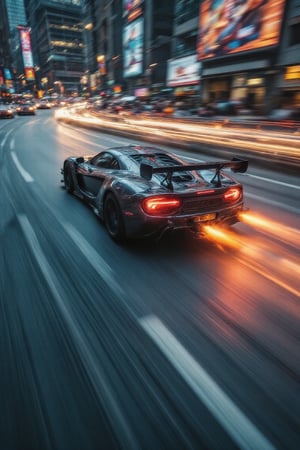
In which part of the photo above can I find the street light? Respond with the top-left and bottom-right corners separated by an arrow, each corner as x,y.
84,22 -> 93,31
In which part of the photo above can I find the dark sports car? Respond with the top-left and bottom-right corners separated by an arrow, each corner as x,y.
61,145 -> 248,242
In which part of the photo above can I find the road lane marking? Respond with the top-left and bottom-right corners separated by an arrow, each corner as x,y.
17,214 -> 139,450
10,137 -> 14,150
140,315 -> 275,450
62,222 -> 124,298
247,173 -> 300,190
176,154 -> 299,190
246,192 -> 300,215
11,151 -> 34,182
0,128 -> 14,153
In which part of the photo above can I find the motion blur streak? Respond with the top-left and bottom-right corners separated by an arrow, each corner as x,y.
141,315 -> 275,450
55,109 -> 300,160
17,214 -> 140,450
239,211 -> 300,248
203,224 -> 300,299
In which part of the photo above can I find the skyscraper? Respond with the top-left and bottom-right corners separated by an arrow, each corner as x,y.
25,0 -> 85,96
5,0 -> 27,31
0,0 -> 28,94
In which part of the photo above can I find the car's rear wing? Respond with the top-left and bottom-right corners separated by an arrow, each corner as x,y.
140,157 -> 248,189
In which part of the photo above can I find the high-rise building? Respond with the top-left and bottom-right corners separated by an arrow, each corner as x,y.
168,0 -> 200,108
25,0 -> 85,96
0,0 -> 28,95
92,0 -> 174,97
5,0 -> 27,30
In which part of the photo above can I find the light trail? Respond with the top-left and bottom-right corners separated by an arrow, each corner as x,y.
55,108 -> 300,161
202,223 -> 300,298
55,108 -> 300,296
239,211 -> 300,249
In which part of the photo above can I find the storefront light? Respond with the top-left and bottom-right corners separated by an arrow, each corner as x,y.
285,66 -> 300,80
247,78 -> 263,86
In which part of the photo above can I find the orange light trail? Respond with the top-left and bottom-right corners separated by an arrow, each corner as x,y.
202,225 -> 242,250
55,108 -> 300,161
202,224 -> 300,298
239,211 -> 300,249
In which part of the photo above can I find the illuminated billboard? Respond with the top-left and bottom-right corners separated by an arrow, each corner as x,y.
123,18 -> 144,78
123,0 -> 143,23
167,55 -> 201,87
198,0 -> 285,60
18,26 -> 35,80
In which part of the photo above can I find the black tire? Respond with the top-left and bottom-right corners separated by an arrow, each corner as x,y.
64,165 -> 74,194
104,193 -> 125,242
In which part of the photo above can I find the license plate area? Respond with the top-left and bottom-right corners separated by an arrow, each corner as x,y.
193,213 -> 216,223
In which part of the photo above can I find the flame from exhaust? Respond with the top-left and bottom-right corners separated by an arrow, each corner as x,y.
239,211 -> 300,248
202,225 -> 242,250
203,224 -> 300,298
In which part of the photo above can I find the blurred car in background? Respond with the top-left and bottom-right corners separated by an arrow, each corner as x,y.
268,107 -> 300,121
16,102 -> 36,115
36,99 -> 52,109
197,104 -> 215,117
196,101 -> 247,117
0,103 -> 15,119
211,101 -> 243,116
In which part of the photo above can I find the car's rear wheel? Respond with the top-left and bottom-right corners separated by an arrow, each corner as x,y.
104,193 -> 125,242
64,165 -> 74,194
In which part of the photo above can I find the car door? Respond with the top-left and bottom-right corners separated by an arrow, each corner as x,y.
80,152 -> 120,197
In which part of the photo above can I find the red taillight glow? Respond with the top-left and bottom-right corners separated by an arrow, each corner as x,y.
196,189 -> 215,195
223,187 -> 242,202
142,196 -> 181,215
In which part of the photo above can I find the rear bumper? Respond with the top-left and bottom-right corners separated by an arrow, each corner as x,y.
124,204 -> 246,239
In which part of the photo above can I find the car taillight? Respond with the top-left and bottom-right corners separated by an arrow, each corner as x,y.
223,187 -> 242,202
142,196 -> 181,215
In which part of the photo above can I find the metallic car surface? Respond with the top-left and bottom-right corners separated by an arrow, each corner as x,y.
61,145 -> 248,241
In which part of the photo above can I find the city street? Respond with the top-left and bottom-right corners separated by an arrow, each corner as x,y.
0,110 -> 299,450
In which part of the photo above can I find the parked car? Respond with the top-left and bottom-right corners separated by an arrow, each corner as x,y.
61,144 -> 248,242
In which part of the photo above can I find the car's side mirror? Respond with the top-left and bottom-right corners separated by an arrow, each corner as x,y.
75,157 -> 84,164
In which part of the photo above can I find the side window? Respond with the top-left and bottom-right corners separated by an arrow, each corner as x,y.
91,152 -> 120,169
110,158 -> 120,170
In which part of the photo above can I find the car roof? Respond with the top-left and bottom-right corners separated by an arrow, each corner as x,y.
111,145 -> 178,159
106,145 -> 182,168
108,145 -> 164,156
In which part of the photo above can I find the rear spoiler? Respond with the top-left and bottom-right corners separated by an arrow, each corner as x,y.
140,157 -> 248,189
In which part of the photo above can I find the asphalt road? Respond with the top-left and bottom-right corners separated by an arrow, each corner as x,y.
0,110 -> 299,450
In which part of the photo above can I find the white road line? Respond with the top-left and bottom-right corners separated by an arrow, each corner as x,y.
0,128 -> 14,149
140,315 -> 275,450
17,214 -> 139,450
246,192 -> 300,215
10,137 -> 15,150
247,173 -> 300,190
11,151 -> 34,182
177,155 -> 299,190
75,126 -> 126,146
62,222 -> 124,298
